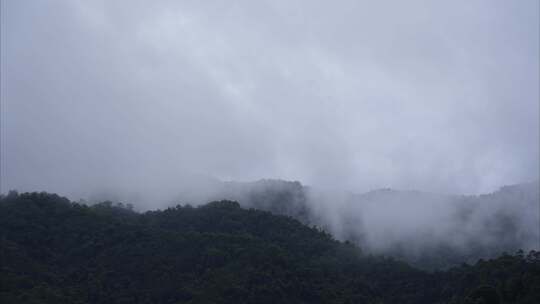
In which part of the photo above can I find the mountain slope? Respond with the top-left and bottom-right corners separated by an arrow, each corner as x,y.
1,192 -> 540,304
190,180 -> 539,269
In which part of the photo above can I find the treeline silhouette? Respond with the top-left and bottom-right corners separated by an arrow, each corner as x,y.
1,191 -> 539,303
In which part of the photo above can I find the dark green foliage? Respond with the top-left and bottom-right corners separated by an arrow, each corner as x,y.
1,192 -> 539,303
465,285 -> 500,304
221,181 -> 538,271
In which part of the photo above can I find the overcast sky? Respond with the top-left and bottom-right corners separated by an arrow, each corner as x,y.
1,0 -> 538,198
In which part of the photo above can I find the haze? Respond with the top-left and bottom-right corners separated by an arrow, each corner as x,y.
1,0 -> 538,201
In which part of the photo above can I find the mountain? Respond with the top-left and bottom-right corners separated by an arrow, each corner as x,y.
332,182 -> 540,269
172,180 -> 539,269
1,191 -> 540,303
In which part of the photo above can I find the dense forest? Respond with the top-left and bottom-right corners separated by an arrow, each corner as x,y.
1,191 -> 540,303
189,180 -> 539,269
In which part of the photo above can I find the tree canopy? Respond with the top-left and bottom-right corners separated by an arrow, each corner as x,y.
1,192 -> 539,303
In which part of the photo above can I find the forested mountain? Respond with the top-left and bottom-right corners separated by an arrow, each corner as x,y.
186,180 -> 539,269
1,192 -> 540,303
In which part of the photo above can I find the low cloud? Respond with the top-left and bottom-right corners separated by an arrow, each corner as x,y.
1,0 -> 538,200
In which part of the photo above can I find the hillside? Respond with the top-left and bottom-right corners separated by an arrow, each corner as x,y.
185,180 -> 539,269
1,192 -> 540,303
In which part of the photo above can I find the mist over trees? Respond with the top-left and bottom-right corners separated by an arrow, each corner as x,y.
1,0 -> 538,303
171,179 -> 539,269
2,192 -> 540,303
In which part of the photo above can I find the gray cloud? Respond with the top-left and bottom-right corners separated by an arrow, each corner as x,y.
1,0 -> 538,200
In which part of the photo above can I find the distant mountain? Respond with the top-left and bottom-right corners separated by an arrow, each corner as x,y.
209,179 -> 312,223
2,192 -> 540,303
174,180 -> 539,269
333,182 -> 540,269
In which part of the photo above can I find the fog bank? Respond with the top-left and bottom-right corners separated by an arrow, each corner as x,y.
2,0 -> 539,197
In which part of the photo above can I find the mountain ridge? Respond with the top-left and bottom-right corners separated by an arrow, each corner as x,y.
2,191 -> 540,303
